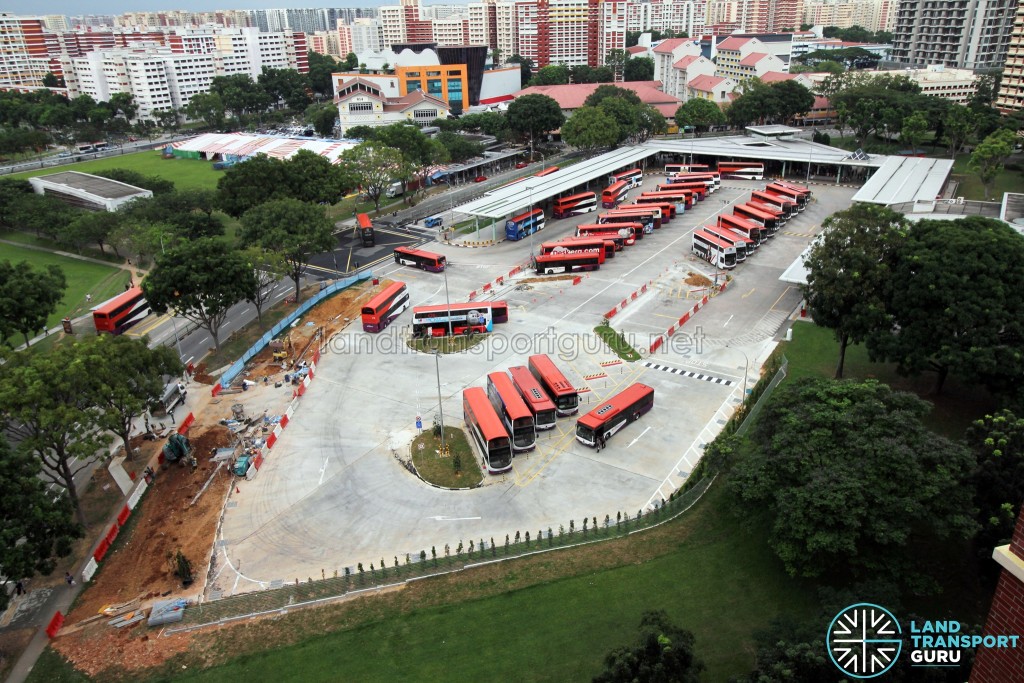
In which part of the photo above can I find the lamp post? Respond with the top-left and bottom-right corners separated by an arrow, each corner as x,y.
527,182 -> 536,257
443,259 -> 452,337
159,233 -> 185,361
434,350 -> 446,456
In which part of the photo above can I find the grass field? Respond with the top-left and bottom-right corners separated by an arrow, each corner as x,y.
595,323 -> 641,361
410,425 -> 483,488
0,242 -> 128,334
10,149 -> 221,191
950,153 -> 1024,201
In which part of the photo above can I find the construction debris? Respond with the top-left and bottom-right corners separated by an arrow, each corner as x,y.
147,598 -> 188,627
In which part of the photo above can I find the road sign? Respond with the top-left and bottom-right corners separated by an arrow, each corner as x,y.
416,416 -> 422,429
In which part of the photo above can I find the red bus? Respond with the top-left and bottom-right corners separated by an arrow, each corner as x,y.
356,212 -> 375,247
665,163 -> 708,175
735,203 -> 779,234
394,246 -> 447,272
640,190 -> 694,210
541,238 -> 615,259
608,168 -> 643,189
534,251 -> 603,274
361,281 -> 410,333
508,366 -> 557,431
621,201 -> 675,221
575,383 -> 654,447
747,200 -> 786,228
464,387 -> 513,474
668,173 -> 718,192
704,224 -> 754,261
765,183 -> 808,211
601,180 -> 630,208
772,180 -> 812,198
691,230 -> 737,270
613,204 -> 666,225
719,213 -> 765,246
718,161 -> 764,180
488,301 -> 509,324
486,372 -> 536,452
751,190 -> 794,220
600,208 -> 659,232
534,166 -> 560,177
656,182 -> 707,200
552,191 -> 598,218
528,354 -> 579,416
92,286 -> 151,334
575,223 -> 637,248
411,303 -> 492,337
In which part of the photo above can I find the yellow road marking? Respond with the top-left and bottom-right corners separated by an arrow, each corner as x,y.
126,313 -> 169,336
770,286 -> 794,311
742,288 -> 755,299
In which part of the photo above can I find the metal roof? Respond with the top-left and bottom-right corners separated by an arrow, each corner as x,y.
31,171 -> 145,199
647,136 -> 886,169
745,124 -> 802,137
851,156 -> 954,205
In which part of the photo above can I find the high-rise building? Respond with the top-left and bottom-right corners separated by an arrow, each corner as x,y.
0,13 -> 53,89
626,0 -> 705,43
40,15 -> 69,31
468,0 -> 499,51
802,0 -> 895,32
738,0 -> 805,32
890,0 -> 1016,71
995,0 -> 1024,113
350,19 -> 383,53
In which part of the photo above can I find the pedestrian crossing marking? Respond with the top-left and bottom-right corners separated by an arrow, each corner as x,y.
642,361 -> 734,386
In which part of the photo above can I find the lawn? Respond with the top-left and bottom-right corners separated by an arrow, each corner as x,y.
950,153 -> 1024,201
10,149 -> 221,192
410,425 -> 483,488
595,323 -> 641,361
0,242 -> 128,333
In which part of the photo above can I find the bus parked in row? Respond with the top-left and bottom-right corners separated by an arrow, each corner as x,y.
393,246 -> 446,272
608,168 -> 643,189
505,208 -> 546,241
746,201 -> 786,228
669,171 -> 721,190
464,387 -> 513,474
528,354 -> 579,416
92,286 -> 151,335
719,213 -> 766,246
621,201 -> 675,221
412,303 -> 491,337
575,223 -> 637,248
534,251 -> 603,275
601,180 -> 630,208
486,372 -> 536,452
750,190 -> 795,220
552,191 -> 597,218
656,182 -> 707,201
360,281 -> 410,333
600,208 -> 658,233
765,182 -> 808,210
575,383 -> 654,448
508,366 -> 558,431
664,163 -> 709,176
541,238 -> 615,259
734,203 -> 780,234
704,224 -> 754,261
718,161 -> 765,180
691,229 -> 737,270
639,190 -> 694,211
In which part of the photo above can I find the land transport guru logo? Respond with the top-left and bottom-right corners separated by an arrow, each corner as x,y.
827,602 -> 1021,678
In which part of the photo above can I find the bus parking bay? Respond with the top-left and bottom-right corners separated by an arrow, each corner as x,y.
214,179 -> 858,592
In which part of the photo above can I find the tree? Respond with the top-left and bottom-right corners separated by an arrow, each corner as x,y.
143,238 -> 256,351
674,99 -> 725,137
210,74 -> 269,121
184,92 -> 226,130
216,153 -> 290,217
373,123 -> 437,193
869,216 -> 1024,394
153,107 -> 181,131
94,168 -> 174,195
969,129 -> 1017,199
436,131 -> 483,162
80,335 -> 181,460
285,149 -> 354,204
507,55 -> 534,87
341,52 -> 359,72
623,56 -> 654,82
591,66 -> 616,83
238,199 -> 334,303
731,377 -> 977,581
304,102 -> 338,137
0,435 -> 82,610
769,80 -> 815,122
531,65 -> 569,86
504,94 -> 565,159
242,247 -> 288,325
569,65 -> 599,84
0,345 -> 112,526
340,141 -> 404,211
598,98 -> 640,145
801,204 -> 907,378
968,410 -> 1024,553
593,610 -> 704,683
108,92 -> 138,123
561,106 -> 620,151
125,189 -> 224,240
635,104 -> 667,143
258,66 -> 311,111
584,84 -> 642,108
944,104 -> 979,158
58,210 -> 122,255
605,48 -> 629,81
899,112 -> 929,153
0,261 -> 66,347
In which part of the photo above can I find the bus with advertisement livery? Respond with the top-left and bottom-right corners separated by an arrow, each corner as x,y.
92,286 -> 151,334
486,372 -> 536,452
608,168 -> 643,189
528,354 -> 579,416
601,207 -> 660,231
601,180 -> 630,208
691,229 -> 737,269
411,303 -> 491,337
505,208 -> 546,241
576,223 -> 637,248
463,387 -> 513,474
718,161 -> 765,180
393,246 -> 446,272
360,281 -> 410,333
508,366 -> 558,431
541,238 -> 615,259
639,190 -> 694,211
552,191 -> 597,218
575,383 -> 654,448
534,250 -> 603,274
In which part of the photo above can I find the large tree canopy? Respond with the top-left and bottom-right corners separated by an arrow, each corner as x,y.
968,410 -> 1024,553
593,610 -> 704,683
505,94 -> 565,157
674,99 -> 725,137
731,378 -> 977,581
561,106 -> 619,151
0,260 -> 66,348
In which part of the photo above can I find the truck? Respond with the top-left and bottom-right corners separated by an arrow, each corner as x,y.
385,181 -> 404,198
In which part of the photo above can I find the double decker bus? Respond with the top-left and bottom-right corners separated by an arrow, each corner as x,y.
92,286 -> 151,334
669,172 -> 720,192
528,354 -> 579,416
746,201 -> 786,228
691,230 -> 737,269
601,180 -> 630,208
665,163 -> 709,175
598,212 -> 651,238
656,182 -> 707,201
608,168 -> 643,189
552,191 -> 597,218
505,207 -> 546,241
412,303 -> 491,337
735,203 -> 780,234
486,372 -> 536,452
601,207 -> 660,232
534,166 -> 560,178
534,251 -> 603,274
772,180 -> 812,199
719,213 -> 766,246
508,366 -> 557,430
751,191 -> 795,220
621,201 -> 675,221
575,383 -> 654,448
360,281 -> 410,333
640,190 -> 694,210
718,161 -> 765,180
393,246 -> 446,272
356,213 -> 375,247
541,237 -> 615,259
463,387 -> 513,474
704,224 -> 754,261
487,301 -> 509,324
576,223 -> 637,248
765,183 -> 808,211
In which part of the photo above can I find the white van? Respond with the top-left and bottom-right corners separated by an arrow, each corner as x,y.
385,181 -> 404,198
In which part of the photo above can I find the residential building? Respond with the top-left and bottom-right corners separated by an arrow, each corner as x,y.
337,21 -> 354,57
467,1 -> 498,51
708,0 -> 743,24
802,0 -> 896,32
626,0 -> 706,44
432,17 -> 469,46
333,76 -> 450,135
0,13 -> 53,89
40,15 -> 69,31
601,1 -> 630,67
686,74 -> 738,102
494,2 -> 518,64
758,70 -> 815,88
996,0 -> 1024,113
714,36 -> 787,80
310,31 -> 342,58
350,19 -> 383,54
738,0 -> 806,33
890,0 -> 1016,71
664,54 -> 717,99
651,37 -> 702,84
793,95 -> 837,124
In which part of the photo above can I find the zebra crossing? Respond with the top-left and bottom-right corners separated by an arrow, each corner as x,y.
642,361 -> 734,386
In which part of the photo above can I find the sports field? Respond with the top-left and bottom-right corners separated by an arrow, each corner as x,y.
10,149 -> 220,191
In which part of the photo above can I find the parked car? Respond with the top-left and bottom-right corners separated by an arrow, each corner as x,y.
515,161 -> 528,169
473,175 -> 488,183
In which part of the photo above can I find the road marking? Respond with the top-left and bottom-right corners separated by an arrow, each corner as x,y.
770,286 -> 794,311
723,314 -> 733,327
428,515 -> 482,521
642,361 -> 735,386
627,426 -> 651,449
126,313 -> 169,337
742,288 -> 755,299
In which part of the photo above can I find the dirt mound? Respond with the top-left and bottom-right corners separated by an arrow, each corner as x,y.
684,272 -> 712,287
518,275 -> 578,284
192,362 -> 215,386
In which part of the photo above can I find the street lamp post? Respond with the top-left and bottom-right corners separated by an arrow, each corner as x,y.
434,351 -> 446,456
527,183 -> 536,257
443,260 -> 453,337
